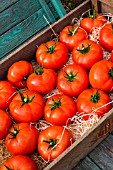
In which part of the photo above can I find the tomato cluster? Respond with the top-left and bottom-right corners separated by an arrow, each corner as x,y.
0,9 -> 113,169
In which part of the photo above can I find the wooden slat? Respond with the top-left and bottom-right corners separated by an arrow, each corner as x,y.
50,0 -> 67,18
91,0 -> 113,12
0,0 -> 19,12
73,157 -> 101,170
0,0 -> 44,35
98,0 -> 113,7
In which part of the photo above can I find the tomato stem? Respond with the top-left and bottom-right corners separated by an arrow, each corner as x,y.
4,165 -> 13,170
45,40 -> 58,54
50,98 -> 61,110
108,68 -> 113,79
64,70 -> 78,82
77,44 -> 91,54
90,91 -> 100,103
43,139 -> 57,149
18,90 -> 36,105
34,65 -> 44,75
87,10 -> 97,19
68,26 -> 79,36
8,125 -> 20,139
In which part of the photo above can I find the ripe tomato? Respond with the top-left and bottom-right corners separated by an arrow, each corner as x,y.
27,66 -> 56,94
0,155 -> 38,170
44,94 -> 76,125
0,81 -> 16,110
38,126 -> 74,161
72,39 -> 103,70
7,60 -> 33,88
76,88 -> 112,120
80,10 -> 107,33
5,123 -> 38,155
59,25 -> 87,51
9,90 -> 44,122
36,40 -> 68,70
89,60 -> 113,93
99,23 -> 113,52
57,64 -> 89,97
0,109 -> 12,140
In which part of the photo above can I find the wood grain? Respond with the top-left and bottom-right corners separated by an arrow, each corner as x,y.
0,0 -> 19,12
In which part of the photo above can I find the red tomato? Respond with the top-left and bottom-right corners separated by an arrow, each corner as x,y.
76,88 -> 112,120
7,60 -> 33,88
89,60 -> 113,93
0,155 -> 38,170
59,25 -> 87,51
99,23 -> 113,52
9,90 -> 44,123
44,94 -> 76,125
72,39 -> 103,70
0,81 -> 16,110
5,123 -> 38,155
0,109 -> 12,140
36,40 -> 68,70
57,64 -> 89,97
80,10 -> 107,33
27,66 -> 56,94
38,126 -> 74,161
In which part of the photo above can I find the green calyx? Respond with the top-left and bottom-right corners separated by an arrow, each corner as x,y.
8,125 -> 20,139
90,91 -> 100,103
43,139 -> 57,149
108,68 -> 113,79
34,65 -> 44,75
45,41 -> 57,54
87,10 -> 97,19
4,165 -> 13,170
68,26 -> 79,36
18,90 -> 36,105
77,44 -> 91,54
65,70 -> 78,82
50,98 -> 61,110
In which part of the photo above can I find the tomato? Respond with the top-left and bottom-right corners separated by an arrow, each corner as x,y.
38,126 -> 74,161
76,88 -> 112,120
36,40 -> 68,70
59,25 -> 87,51
0,109 -> 12,140
89,60 -> 113,93
5,123 -> 38,155
0,81 -> 16,110
80,10 -> 107,33
57,64 -> 89,97
44,94 -> 76,125
0,155 -> 38,170
9,90 -> 44,123
99,23 -> 113,52
7,60 -> 33,88
27,66 -> 56,94
72,39 -> 103,70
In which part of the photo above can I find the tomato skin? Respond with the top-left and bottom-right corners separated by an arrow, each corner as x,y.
38,126 -> 74,161
80,14 -> 107,33
76,88 -> 112,120
44,94 -> 76,125
0,81 -> 16,110
0,109 -> 12,140
0,155 -> 38,170
9,90 -> 44,123
7,60 -> 33,88
59,26 -> 88,51
72,39 -> 103,70
36,41 -> 68,70
5,123 -> 38,155
57,64 -> 89,97
89,60 -> 113,93
27,68 -> 57,94
99,23 -> 113,52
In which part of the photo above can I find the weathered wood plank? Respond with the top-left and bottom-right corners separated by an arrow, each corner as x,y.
89,139 -> 113,170
73,157 -> 101,170
0,0 -> 19,12
0,0 -> 44,35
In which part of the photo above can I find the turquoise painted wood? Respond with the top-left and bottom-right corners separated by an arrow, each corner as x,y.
0,0 -> 67,60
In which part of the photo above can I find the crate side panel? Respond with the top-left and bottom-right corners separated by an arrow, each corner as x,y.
0,0 -> 19,12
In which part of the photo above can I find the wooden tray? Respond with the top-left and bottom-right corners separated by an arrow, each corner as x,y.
0,0 -> 113,169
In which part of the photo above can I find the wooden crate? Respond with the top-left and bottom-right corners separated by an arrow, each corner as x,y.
0,0 -> 113,170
